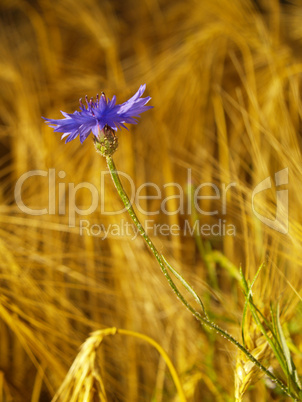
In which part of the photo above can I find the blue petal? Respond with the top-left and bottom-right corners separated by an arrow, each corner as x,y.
43,84 -> 152,143
65,130 -> 80,143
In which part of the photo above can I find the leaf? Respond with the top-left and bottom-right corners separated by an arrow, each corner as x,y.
240,263 -> 265,347
161,255 -> 208,318
275,303 -> 302,391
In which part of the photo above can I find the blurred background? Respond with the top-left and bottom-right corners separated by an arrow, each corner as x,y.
1,0 -> 302,400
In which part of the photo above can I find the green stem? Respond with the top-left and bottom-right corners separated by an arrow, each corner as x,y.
106,156 -> 193,312
105,155 -> 297,400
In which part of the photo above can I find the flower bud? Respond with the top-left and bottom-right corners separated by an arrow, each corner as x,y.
94,125 -> 118,157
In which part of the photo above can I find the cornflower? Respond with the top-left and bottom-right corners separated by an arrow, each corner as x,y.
43,84 -> 152,145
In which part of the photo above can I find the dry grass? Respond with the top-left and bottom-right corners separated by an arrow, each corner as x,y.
0,0 -> 302,400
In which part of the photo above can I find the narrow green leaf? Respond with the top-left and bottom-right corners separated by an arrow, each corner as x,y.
276,303 -> 302,391
276,303 -> 293,375
240,264 -> 265,347
240,268 -> 249,347
239,266 -> 249,293
240,264 -> 290,377
161,255 -> 208,319
210,251 -> 241,282
270,304 -> 288,370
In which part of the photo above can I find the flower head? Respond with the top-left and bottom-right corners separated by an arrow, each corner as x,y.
43,84 -> 152,144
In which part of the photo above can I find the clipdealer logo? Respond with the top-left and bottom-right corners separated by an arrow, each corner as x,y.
252,168 -> 288,234
13,167 -> 289,236
78,218 -> 236,239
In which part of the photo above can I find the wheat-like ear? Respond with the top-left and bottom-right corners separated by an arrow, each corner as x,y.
52,327 -> 186,402
52,329 -> 112,402
235,334 -> 272,401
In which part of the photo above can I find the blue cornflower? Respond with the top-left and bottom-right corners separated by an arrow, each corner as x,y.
43,84 -> 152,144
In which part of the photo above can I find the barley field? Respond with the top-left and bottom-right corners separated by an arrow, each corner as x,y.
1,0 -> 302,401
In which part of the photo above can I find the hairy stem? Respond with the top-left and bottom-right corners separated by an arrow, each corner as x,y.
105,155 -> 296,400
